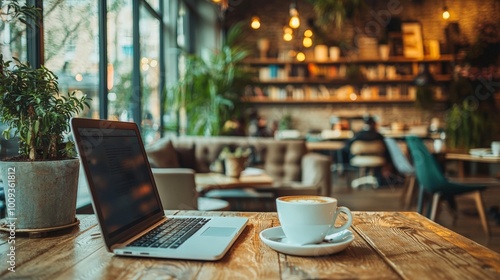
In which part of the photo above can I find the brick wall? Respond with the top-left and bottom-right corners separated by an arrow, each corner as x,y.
224,0 -> 500,131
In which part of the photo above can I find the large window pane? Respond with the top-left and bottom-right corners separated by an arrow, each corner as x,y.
107,0 -> 133,122
43,0 -> 98,119
140,4 -> 161,144
0,0 -> 27,63
145,0 -> 159,12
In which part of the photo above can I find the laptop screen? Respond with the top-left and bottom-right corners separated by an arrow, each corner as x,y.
73,120 -> 163,240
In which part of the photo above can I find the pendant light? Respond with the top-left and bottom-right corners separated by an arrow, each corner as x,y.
289,1 -> 300,29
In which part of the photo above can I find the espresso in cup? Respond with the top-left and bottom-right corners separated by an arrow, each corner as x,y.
279,196 -> 330,204
276,195 -> 353,245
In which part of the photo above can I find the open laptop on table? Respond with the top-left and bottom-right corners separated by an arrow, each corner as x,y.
70,118 -> 247,261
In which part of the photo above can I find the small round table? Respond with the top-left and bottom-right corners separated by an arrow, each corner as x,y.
197,197 -> 230,211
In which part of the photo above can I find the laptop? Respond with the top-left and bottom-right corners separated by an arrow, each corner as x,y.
70,118 -> 248,261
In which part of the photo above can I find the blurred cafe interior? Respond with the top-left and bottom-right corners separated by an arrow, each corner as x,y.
1,0 -> 500,253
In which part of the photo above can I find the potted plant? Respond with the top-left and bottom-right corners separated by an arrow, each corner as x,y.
307,0 -> 366,30
445,21 -> 500,150
0,1 -> 89,230
168,22 -> 253,136
218,147 -> 251,178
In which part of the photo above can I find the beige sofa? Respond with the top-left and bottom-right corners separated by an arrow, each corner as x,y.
145,136 -> 331,197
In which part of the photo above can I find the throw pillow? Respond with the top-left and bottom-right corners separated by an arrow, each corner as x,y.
146,139 -> 180,168
175,144 -> 198,171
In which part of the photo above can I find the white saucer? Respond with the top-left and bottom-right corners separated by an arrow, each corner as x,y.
259,226 -> 354,257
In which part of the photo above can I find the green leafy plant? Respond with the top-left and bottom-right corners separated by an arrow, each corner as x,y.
445,101 -> 494,150
279,114 -> 293,130
415,86 -> 434,110
0,0 -> 41,26
168,22 -> 253,136
0,57 -> 90,160
307,0 -> 366,30
218,147 -> 251,159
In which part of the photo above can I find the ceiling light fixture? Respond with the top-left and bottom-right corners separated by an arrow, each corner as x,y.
442,1 -> 450,20
289,1 -> 300,29
283,26 -> 293,41
251,16 -> 261,29
442,6 -> 450,20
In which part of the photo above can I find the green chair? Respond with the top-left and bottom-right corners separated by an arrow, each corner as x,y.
405,135 -> 490,237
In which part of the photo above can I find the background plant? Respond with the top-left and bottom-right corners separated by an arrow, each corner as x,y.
0,57 -> 89,160
307,0 -> 366,30
445,101 -> 494,150
167,22 -> 253,136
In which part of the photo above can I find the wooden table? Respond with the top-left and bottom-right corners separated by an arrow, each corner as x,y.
446,153 -> 500,178
195,172 -> 274,195
306,141 -> 345,152
1,211 -> 499,279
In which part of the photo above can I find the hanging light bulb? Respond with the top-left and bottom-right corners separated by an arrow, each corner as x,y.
442,6 -> 450,20
303,37 -> 313,48
289,2 -> 300,29
251,16 -> 261,29
304,29 -> 313,38
296,52 -> 306,62
283,26 -> 293,41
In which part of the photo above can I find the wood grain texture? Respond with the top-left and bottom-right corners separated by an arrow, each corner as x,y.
353,212 -> 500,279
0,211 -> 499,279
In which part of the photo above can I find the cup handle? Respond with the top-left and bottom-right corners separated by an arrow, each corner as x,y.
329,206 -> 353,234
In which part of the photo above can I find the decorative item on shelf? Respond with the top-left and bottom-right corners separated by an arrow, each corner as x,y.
402,21 -> 424,59
257,38 -> 270,59
425,40 -> 441,58
219,147 -> 251,178
378,32 -> 390,60
0,1 -> 90,232
314,44 -> 329,61
329,46 -> 340,61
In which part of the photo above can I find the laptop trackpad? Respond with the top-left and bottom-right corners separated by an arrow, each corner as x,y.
201,227 -> 236,237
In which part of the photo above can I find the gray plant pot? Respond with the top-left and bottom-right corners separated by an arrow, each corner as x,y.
1,158 -> 79,229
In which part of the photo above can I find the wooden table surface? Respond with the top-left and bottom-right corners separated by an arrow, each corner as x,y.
1,211 -> 499,279
446,153 -> 500,178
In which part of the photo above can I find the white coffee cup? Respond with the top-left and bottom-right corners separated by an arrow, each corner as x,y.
492,141 -> 500,156
276,195 -> 353,245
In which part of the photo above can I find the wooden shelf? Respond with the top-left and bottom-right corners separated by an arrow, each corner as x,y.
244,55 -> 454,65
254,74 -> 452,85
243,55 -> 454,106
241,96 -> 431,104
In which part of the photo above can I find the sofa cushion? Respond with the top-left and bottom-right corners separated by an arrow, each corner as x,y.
175,144 -> 198,171
263,141 -> 306,182
146,139 -> 180,168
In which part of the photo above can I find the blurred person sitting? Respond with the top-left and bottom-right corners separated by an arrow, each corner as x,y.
338,115 -> 394,185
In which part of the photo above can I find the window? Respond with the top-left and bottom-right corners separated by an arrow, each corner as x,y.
107,0 -> 134,122
0,0 -> 28,64
43,0 -> 98,119
139,3 -> 161,143
1,0 -> 179,139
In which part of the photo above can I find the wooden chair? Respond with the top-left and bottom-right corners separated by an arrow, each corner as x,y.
349,140 -> 386,189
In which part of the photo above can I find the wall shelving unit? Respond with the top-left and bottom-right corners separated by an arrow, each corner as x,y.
242,55 -> 454,104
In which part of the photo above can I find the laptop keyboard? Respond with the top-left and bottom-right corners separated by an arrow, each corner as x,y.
128,218 -> 211,249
